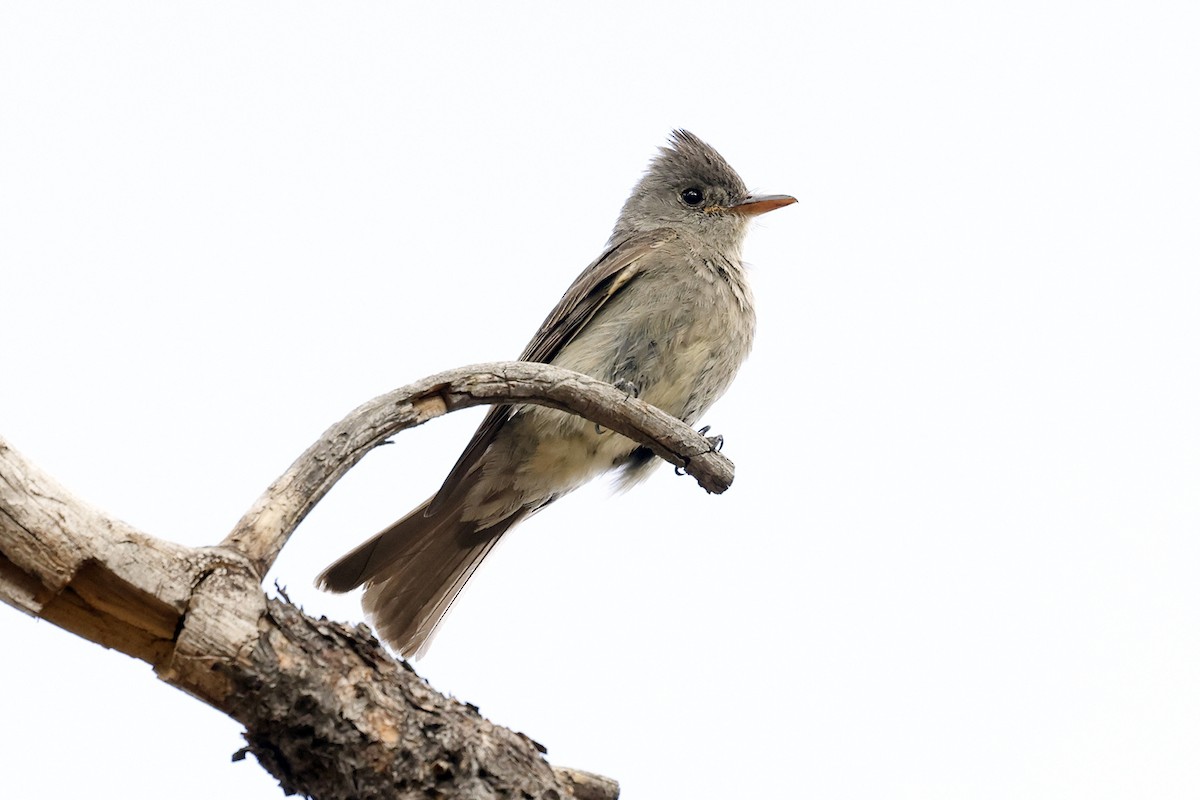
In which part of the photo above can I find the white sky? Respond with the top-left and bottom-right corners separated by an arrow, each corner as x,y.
2,2 -> 1198,798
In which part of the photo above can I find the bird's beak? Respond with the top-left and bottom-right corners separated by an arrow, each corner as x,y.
728,194 -> 797,217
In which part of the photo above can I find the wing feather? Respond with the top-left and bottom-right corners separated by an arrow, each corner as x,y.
427,229 -> 676,514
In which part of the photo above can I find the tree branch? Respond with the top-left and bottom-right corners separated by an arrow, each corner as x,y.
1,362 -> 740,798
221,361 -> 733,577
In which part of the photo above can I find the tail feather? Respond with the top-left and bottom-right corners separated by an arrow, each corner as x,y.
316,496 -> 438,593
316,497 -> 523,659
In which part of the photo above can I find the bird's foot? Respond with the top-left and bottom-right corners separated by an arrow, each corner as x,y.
597,380 -> 641,435
613,379 -> 640,397
675,425 -> 724,475
697,425 -> 724,452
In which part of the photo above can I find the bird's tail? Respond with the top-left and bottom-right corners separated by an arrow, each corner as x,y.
317,498 -> 522,659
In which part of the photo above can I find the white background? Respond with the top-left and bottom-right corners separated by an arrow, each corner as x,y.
2,2 -> 1198,798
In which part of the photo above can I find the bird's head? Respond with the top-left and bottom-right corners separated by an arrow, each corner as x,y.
612,130 -> 795,254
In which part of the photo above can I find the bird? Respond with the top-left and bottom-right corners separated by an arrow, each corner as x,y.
317,131 -> 795,658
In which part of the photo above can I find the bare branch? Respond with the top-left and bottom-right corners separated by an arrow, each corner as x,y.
0,434 -> 619,799
221,360 -> 735,577
0,361 -> 736,797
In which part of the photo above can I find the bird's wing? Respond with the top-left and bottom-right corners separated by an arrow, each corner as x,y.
427,228 -> 677,514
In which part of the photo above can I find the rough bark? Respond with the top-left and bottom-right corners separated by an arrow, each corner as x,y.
0,362 -> 736,799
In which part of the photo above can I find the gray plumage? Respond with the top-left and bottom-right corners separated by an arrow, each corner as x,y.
317,131 -> 795,658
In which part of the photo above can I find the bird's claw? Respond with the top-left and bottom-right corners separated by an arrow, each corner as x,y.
675,426 -> 724,476
613,379 -> 640,398
598,381 -> 641,435
697,425 -> 724,452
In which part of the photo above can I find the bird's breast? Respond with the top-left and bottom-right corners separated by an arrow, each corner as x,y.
462,245 -> 755,526
553,251 -> 754,422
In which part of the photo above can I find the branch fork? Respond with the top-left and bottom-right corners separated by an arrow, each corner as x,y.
1,361 -> 737,799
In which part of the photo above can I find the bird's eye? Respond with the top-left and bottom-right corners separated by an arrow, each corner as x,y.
680,188 -> 704,206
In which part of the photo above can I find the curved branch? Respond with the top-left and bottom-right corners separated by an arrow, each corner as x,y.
222,361 -> 735,577
2,363 -> 738,798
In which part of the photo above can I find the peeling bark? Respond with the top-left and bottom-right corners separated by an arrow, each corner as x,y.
1,362 -> 738,798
